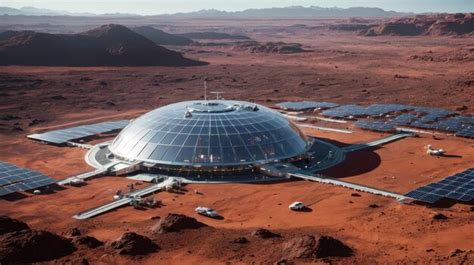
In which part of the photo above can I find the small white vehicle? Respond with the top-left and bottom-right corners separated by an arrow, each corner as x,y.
289,201 -> 305,211
426,144 -> 445,156
195,206 -> 219,218
70,178 -> 85,186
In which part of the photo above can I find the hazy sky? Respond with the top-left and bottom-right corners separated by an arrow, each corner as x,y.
2,0 -> 473,15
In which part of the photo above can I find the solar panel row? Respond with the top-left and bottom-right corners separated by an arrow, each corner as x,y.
27,120 -> 129,145
0,161 -> 56,196
354,114 -> 419,133
455,126 -> 474,138
391,113 -> 418,125
354,120 -> 395,132
277,101 -> 473,138
405,168 -> 474,204
321,104 -> 414,118
276,101 -> 339,111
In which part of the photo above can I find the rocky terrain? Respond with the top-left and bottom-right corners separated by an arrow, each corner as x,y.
177,31 -> 250,40
232,41 -> 309,54
365,13 -> 474,36
0,215 -> 361,263
0,24 -> 206,66
0,216 -> 75,263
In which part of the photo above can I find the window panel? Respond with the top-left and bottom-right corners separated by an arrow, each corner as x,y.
175,147 -> 194,163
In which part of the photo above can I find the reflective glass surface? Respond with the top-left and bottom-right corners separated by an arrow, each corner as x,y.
109,100 -> 309,166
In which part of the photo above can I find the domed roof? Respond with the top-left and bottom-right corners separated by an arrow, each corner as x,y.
109,100 -> 309,167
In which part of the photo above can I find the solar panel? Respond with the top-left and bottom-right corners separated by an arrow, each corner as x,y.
276,101 -> 339,111
391,113 -> 418,125
363,104 -> 411,116
354,120 -> 395,132
456,125 -> 474,138
27,120 -> 129,145
321,104 -> 412,119
0,161 -> 56,197
0,187 -> 10,196
405,167 -> 474,203
321,104 -> 367,118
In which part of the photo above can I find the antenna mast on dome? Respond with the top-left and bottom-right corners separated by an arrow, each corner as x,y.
210,91 -> 224,101
204,80 -> 208,104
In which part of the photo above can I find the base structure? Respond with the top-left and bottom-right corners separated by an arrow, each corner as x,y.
69,133 -> 414,219
84,137 -> 346,183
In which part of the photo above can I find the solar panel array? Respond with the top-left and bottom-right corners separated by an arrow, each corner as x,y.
354,113 -> 419,132
276,101 -> 339,111
321,104 -> 411,118
411,107 -> 453,124
27,120 -> 129,145
0,161 -> 56,196
405,168 -> 474,204
278,101 -> 473,138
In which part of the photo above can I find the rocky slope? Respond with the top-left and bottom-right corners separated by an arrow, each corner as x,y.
0,24 -> 206,66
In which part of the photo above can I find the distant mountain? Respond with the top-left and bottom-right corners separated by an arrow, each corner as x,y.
132,26 -> 194,46
177,32 -> 250,40
168,6 -> 409,18
0,24 -> 206,66
0,7 -> 24,15
0,6 -> 123,16
18,6 -> 77,16
0,5 -> 409,18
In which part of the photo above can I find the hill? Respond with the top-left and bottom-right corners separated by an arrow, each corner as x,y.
0,24 -> 206,66
132,26 -> 193,46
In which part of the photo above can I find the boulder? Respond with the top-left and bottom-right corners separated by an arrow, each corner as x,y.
73,235 -> 104,249
432,213 -> 448,220
67,227 -> 82,237
0,215 -> 29,235
0,229 -> 75,263
152,213 -> 207,233
232,237 -> 249,244
281,235 -> 353,260
251,228 -> 281,239
110,232 -> 159,255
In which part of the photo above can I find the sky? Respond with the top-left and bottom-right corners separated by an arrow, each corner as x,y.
1,0 -> 473,15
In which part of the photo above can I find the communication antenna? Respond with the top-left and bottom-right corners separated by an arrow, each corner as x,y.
204,81 -> 207,103
210,91 -> 224,100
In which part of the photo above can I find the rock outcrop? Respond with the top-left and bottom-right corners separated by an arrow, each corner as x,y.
281,235 -> 353,260
152,213 -> 207,233
110,232 -> 159,255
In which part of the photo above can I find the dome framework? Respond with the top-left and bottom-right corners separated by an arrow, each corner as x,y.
109,100 -> 309,169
